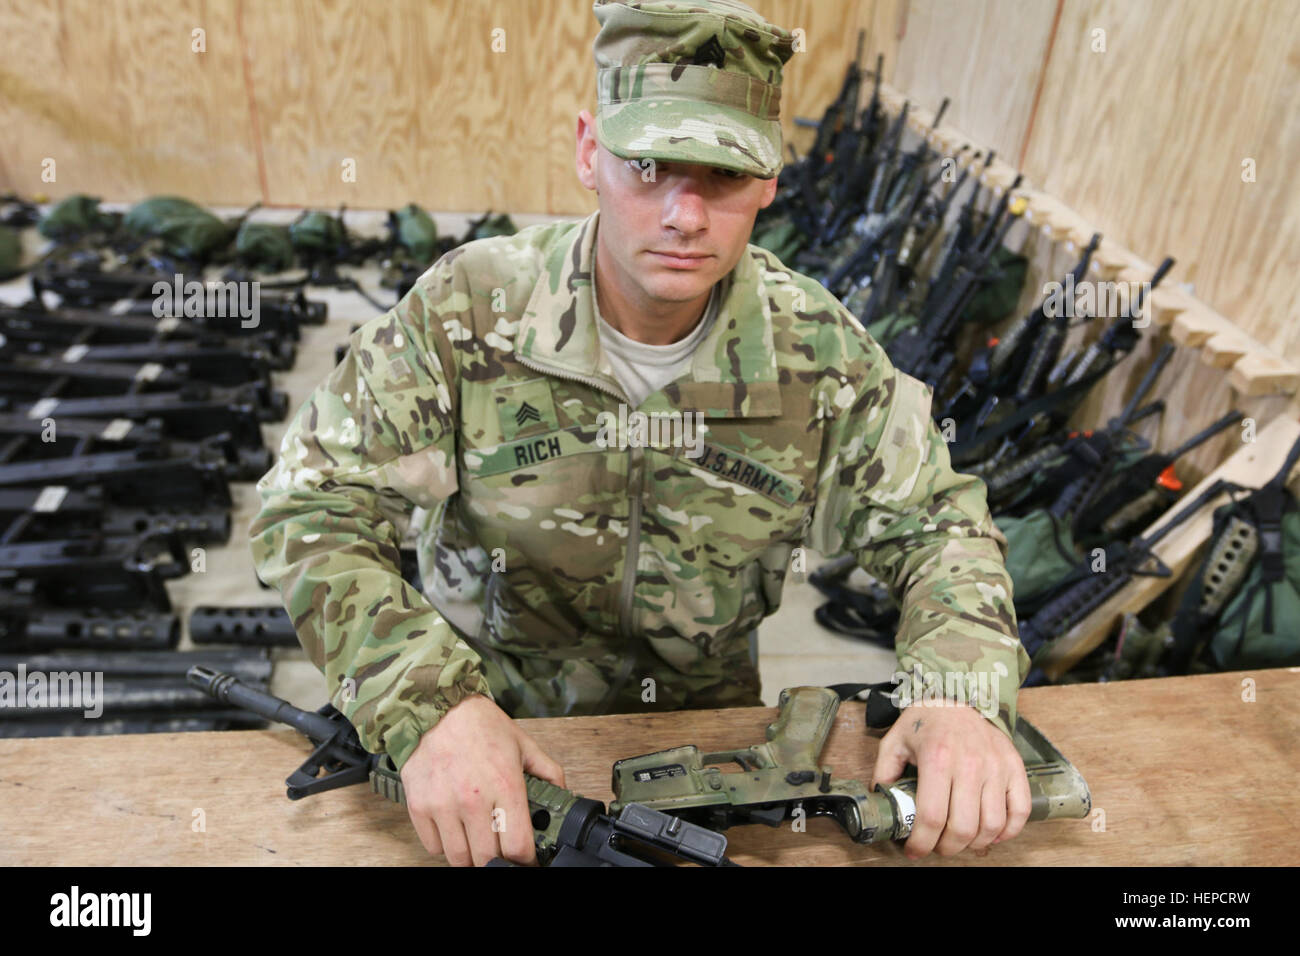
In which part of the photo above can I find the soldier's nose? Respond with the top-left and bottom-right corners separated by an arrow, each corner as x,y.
662,192 -> 709,235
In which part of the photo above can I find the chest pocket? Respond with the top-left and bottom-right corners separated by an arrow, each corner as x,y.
462,424 -> 619,509
644,436 -> 811,568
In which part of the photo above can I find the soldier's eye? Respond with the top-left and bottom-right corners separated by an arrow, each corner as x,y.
716,168 -> 745,180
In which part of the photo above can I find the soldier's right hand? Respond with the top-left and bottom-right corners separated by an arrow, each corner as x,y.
399,693 -> 566,866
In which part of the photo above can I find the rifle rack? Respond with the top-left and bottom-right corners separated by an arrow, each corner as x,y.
877,83 -> 1300,399
865,80 -> 1300,676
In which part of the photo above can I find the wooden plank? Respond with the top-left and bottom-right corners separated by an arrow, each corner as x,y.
1150,287 -> 1196,327
1230,354 -> 1300,398
1171,306 -> 1225,348
2,669 -> 1298,865
1038,415 -> 1300,679
1201,332 -> 1253,369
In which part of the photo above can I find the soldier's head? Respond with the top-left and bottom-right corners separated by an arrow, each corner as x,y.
576,0 -> 795,304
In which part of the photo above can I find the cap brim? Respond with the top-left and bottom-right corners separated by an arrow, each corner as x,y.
596,100 -> 783,179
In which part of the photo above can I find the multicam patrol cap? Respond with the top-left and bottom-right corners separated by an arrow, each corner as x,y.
591,0 -> 796,179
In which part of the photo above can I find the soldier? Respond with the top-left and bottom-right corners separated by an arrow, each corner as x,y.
251,0 -> 1031,866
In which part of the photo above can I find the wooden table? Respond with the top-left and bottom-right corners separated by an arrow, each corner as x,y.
2,669 -> 1296,865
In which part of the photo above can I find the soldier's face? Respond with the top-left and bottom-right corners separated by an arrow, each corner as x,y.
577,112 -> 777,304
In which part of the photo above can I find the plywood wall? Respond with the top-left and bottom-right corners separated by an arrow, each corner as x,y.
2,0 -> 1295,360
0,0 -> 887,215
889,0 -> 1057,164
0,0 -> 261,203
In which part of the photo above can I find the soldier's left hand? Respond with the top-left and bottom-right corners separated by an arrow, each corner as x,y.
870,703 -> 1031,858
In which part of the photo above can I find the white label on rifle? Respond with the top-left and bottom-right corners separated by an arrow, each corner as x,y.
100,418 -> 134,440
33,486 -> 68,513
156,317 -> 180,334
62,344 -> 90,363
28,398 -> 59,419
135,362 -> 164,382
887,785 -> 917,840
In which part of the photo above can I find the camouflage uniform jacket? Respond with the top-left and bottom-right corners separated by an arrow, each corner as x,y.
251,209 -> 1030,769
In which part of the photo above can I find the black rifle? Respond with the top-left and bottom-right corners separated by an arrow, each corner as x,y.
0,410 -> 268,484
1076,409 -> 1244,540
0,588 -> 179,650
189,605 -> 301,648
950,256 -> 1175,469
1016,477 -> 1246,684
0,301 -> 297,368
941,232 -> 1101,426
887,176 -> 1024,388
0,649 -> 270,681
0,528 -> 188,613
185,667 -> 735,867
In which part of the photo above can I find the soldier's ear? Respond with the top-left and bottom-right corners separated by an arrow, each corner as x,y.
576,113 -> 600,191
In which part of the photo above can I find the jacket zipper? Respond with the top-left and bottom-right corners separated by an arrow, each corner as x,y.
513,353 -> 643,711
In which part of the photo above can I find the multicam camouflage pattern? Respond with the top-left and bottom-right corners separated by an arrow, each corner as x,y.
251,209 -> 1029,769
592,0 -> 796,178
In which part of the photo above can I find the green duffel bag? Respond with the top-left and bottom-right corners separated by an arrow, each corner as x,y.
998,508 -> 1083,607
864,310 -> 916,348
963,246 -> 1028,326
392,203 -> 439,262
0,225 -> 22,279
1168,432 -> 1300,672
1206,511 -> 1300,668
751,217 -> 805,264
463,212 -> 517,243
124,196 -> 233,259
38,194 -> 115,239
289,210 -> 345,254
236,221 -> 295,272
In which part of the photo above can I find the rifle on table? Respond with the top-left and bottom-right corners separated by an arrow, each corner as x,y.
1,524 -> 191,614
0,443 -> 233,510
1,649 -> 270,680
3,381 -> 278,448
0,334 -> 285,389
0,650 -> 272,737
609,685 -> 1091,844
29,268 -> 326,337
186,667 -> 735,867
0,410 -> 268,485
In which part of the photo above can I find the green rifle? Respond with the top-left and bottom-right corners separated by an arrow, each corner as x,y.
609,685 -> 1089,844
